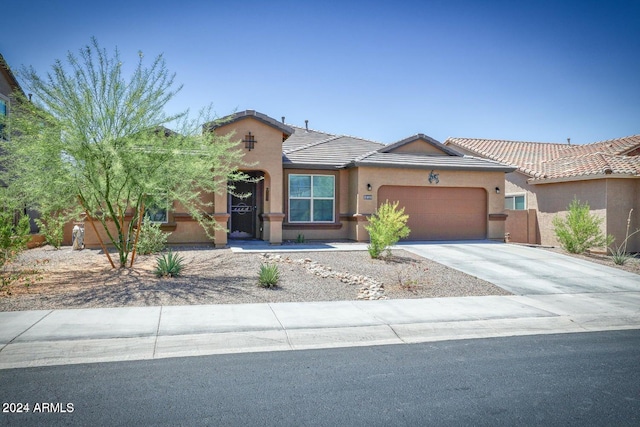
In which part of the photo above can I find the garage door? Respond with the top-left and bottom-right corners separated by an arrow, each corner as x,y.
378,186 -> 487,240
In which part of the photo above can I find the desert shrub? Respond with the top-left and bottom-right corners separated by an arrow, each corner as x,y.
35,212 -> 66,249
136,217 -> 170,255
258,263 -> 280,287
552,197 -> 613,254
154,251 -> 184,277
610,209 -> 640,265
365,200 -> 410,259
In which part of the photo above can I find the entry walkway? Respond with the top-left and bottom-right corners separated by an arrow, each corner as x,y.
1,242 -> 639,370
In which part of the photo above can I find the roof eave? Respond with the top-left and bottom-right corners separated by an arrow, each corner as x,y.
205,110 -> 293,135
352,161 -> 515,172
381,134 -> 463,157
283,163 -> 341,170
528,173 -> 639,185
0,53 -> 26,96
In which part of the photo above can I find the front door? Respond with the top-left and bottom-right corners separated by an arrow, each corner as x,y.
229,180 -> 257,239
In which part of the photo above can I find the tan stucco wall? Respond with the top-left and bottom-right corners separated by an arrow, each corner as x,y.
389,140 -> 449,155
605,179 -> 640,252
532,179 -> 607,248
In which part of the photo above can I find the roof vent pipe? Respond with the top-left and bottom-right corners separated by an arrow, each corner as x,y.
305,120 -> 309,132
567,137 -> 571,145
282,116 -> 285,124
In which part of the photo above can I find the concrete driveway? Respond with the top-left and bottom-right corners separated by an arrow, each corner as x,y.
401,241 -> 640,295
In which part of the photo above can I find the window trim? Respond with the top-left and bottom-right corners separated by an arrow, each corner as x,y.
288,174 -> 336,223
504,193 -> 527,210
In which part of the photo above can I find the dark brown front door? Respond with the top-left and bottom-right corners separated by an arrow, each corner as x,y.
229,180 -> 257,239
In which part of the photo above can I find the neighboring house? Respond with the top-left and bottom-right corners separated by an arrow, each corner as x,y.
85,110 -> 514,248
0,53 -> 24,140
0,53 -> 42,240
445,136 -> 640,252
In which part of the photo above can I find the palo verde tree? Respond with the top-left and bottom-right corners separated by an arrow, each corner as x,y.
1,38 -> 248,268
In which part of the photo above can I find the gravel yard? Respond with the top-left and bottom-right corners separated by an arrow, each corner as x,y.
0,244 -> 510,311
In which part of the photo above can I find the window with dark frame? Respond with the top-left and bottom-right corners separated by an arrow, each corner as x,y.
288,174 -> 335,222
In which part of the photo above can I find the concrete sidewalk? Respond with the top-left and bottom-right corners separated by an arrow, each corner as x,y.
1,241 -> 639,369
2,295 -> 639,370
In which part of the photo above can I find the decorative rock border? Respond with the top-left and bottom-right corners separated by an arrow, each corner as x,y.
260,253 -> 386,300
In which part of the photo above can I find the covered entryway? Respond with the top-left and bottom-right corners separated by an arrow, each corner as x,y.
378,186 -> 487,240
228,172 -> 264,239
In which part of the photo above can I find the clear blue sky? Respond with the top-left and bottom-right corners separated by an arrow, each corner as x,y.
2,0 -> 639,145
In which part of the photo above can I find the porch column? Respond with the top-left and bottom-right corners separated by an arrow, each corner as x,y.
213,190 -> 229,248
352,214 -> 370,242
262,213 -> 285,245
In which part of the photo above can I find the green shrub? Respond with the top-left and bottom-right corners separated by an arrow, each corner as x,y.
136,217 -> 170,255
0,211 -> 31,291
154,251 -> 184,277
35,212 -> 66,249
258,263 -> 280,287
1,212 -> 30,269
552,197 -> 613,254
365,200 -> 410,259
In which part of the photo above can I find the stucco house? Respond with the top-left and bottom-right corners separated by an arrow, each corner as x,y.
84,110 -> 514,247
445,136 -> 640,252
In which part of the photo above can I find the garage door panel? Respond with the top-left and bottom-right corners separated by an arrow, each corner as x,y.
378,186 -> 487,240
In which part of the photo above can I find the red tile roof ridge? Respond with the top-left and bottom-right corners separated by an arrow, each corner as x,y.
448,137 -> 565,145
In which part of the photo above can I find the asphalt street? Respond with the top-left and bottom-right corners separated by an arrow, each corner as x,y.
1,330 -> 639,426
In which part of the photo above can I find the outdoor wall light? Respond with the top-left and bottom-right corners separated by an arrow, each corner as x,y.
367,183 -> 372,191
495,187 -> 500,194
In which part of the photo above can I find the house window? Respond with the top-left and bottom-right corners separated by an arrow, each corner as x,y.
289,174 -> 335,222
505,194 -> 526,210
145,197 -> 168,223
0,96 -> 7,140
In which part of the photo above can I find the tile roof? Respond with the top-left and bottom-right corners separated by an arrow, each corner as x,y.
347,152 -> 515,171
283,126 -> 514,172
445,136 -> 640,182
283,126 -> 383,168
